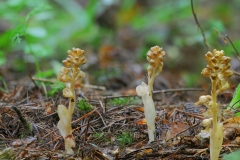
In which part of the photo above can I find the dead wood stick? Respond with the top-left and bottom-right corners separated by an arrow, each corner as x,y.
103,88 -> 204,100
153,88 -> 204,94
175,109 -> 205,120
31,77 -> 106,90
120,146 -> 205,159
12,106 -> 32,135
233,70 -> 240,76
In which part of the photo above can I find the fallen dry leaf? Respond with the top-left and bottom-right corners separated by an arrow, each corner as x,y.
134,106 -> 144,112
135,118 -> 146,125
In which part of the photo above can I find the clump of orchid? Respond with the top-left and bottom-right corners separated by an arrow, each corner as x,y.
136,46 -> 165,143
195,49 -> 232,160
57,48 -> 86,154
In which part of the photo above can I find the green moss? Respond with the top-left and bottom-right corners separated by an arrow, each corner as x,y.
116,131 -> 133,147
0,148 -> 16,160
108,97 -> 135,106
77,99 -> 94,112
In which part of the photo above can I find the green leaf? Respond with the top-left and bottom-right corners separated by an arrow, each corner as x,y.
11,25 -> 26,43
7,0 -> 24,7
234,112 -> 240,117
0,51 -> 6,66
223,150 -> 240,160
24,44 -> 51,58
11,34 -> 23,43
26,27 -> 47,38
0,30 -> 13,49
48,82 -> 65,96
35,70 -> 55,78
227,84 -> 240,110
210,19 -> 225,32
25,4 -> 51,22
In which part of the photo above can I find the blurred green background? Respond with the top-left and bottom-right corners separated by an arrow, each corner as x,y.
0,0 -> 239,89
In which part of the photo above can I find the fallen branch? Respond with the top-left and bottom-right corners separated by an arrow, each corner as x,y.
12,105 -> 32,136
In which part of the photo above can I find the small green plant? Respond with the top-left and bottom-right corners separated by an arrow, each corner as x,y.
92,132 -> 110,144
0,51 -> 6,67
116,131 -> 133,147
0,148 -> 16,160
195,49 -> 233,160
0,75 -> 9,93
48,81 -> 65,96
10,4 -> 51,74
93,132 -> 104,139
20,122 -> 33,138
108,97 -> 134,106
77,99 -> 94,112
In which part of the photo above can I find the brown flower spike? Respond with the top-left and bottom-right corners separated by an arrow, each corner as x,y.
147,46 -> 165,95
201,49 -> 233,94
57,48 -> 86,154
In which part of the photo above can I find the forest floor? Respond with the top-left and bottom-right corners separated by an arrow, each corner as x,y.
0,52 -> 239,160
1,1 -> 240,159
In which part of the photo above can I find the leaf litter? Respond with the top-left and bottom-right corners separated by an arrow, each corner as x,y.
0,73 -> 239,160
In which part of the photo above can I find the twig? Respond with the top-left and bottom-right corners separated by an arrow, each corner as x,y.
103,94 -> 137,100
84,118 -> 90,143
214,28 -> 228,45
213,31 -> 240,75
233,70 -> 240,76
225,34 -> 240,60
29,74 -> 39,89
99,100 -> 106,114
103,88 -> 203,99
191,0 -> 210,50
153,88 -> 204,94
71,108 -> 97,124
224,35 -> 240,75
31,77 -> 106,90
32,124 -> 48,148
1,103 -> 44,110
193,148 -> 208,157
94,109 -> 107,127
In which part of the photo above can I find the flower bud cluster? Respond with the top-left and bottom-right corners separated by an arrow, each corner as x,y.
198,118 -> 213,139
147,46 -> 165,78
57,48 -> 86,98
63,48 -> 86,67
195,95 -> 212,106
202,49 -> 232,80
202,49 -> 232,93
195,94 -> 217,117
